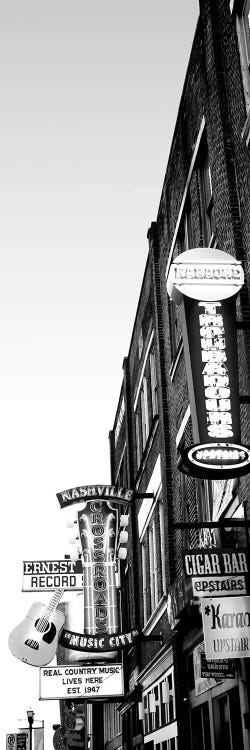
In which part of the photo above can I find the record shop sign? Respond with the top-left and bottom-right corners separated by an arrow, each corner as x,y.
166,248 -> 250,479
183,548 -> 247,597
22,559 -> 83,591
201,596 -> 250,659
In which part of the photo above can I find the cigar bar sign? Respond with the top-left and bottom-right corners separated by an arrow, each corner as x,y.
22,559 -> 83,591
183,548 -> 248,598
166,248 -> 250,478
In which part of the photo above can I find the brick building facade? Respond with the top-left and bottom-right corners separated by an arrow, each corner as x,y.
107,2 -> 250,749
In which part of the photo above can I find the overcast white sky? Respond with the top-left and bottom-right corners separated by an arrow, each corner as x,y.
0,2 -> 199,747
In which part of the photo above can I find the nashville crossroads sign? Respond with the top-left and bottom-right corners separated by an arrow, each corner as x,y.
57,485 -> 134,509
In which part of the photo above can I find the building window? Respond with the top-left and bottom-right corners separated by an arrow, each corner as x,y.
191,703 -> 212,750
167,209 -> 193,363
141,377 -> 149,450
159,499 -> 166,595
116,447 -> 127,487
242,0 -> 250,63
143,670 -> 176,737
140,506 -> 163,624
196,479 -> 213,527
149,521 -> 159,611
150,350 -> 158,417
168,297 -> 182,363
142,542 -> 148,625
179,194 -> 193,253
135,412 -> 141,470
199,147 -> 216,246
115,397 -> 125,446
237,0 -> 250,116
138,327 -> 143,359
134,334 -> 158,472
121,561 -> 136,633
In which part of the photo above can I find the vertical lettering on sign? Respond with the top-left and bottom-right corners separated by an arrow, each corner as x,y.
77,501 -> 119,635
199,302 -> 233,440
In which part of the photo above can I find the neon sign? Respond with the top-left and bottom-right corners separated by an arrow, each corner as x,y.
59,627 -> 140,651
77,501 -> 119,635
167,247 -> 244,303
172,262 -> 242,285
180,443 -> 250,478
166,247 -> 250,478
199,301 -> 233,440
181,294 -> 242,446
57,484 -> 134,508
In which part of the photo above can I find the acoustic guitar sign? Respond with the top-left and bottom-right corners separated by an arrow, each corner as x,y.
8,588 -> 65,667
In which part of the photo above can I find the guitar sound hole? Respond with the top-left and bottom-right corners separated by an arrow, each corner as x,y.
35,618 -> 50,633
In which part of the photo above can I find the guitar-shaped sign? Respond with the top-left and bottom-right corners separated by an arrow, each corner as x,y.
8,588 -> 65,667
76,501 -> 119,635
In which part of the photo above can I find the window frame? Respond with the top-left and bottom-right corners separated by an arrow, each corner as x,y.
235,0 -> 250,135
198,145 -> 216,247
140,490 -> 164,625
142,669 -> 176,737
134,331 -> 158,472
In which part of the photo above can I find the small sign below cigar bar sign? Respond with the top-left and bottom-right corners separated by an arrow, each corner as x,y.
201,653 -> 235,679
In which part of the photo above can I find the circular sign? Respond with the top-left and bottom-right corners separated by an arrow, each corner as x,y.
166,248 -> 244,304
179,442 -> 250,479
53,728 -> 65,750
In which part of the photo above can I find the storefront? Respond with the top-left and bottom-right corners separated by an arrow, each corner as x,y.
186,639 -> 248,750
137,646 -> 177,750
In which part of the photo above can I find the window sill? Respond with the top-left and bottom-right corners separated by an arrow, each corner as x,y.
241,109 -> 250,147
142,595 -> 167,635
135,415 -> 159,488
169,340 -> 183,382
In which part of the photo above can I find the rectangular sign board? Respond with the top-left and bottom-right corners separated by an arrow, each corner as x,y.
201,653 -> 235,679
39,664 -> 124,700
6,735 -> 27,750
183,548 -> 247,598
191,575 -> 246,597
201,596 -> 250,659
183,548 -> 248,577
22,559 -> 83,591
